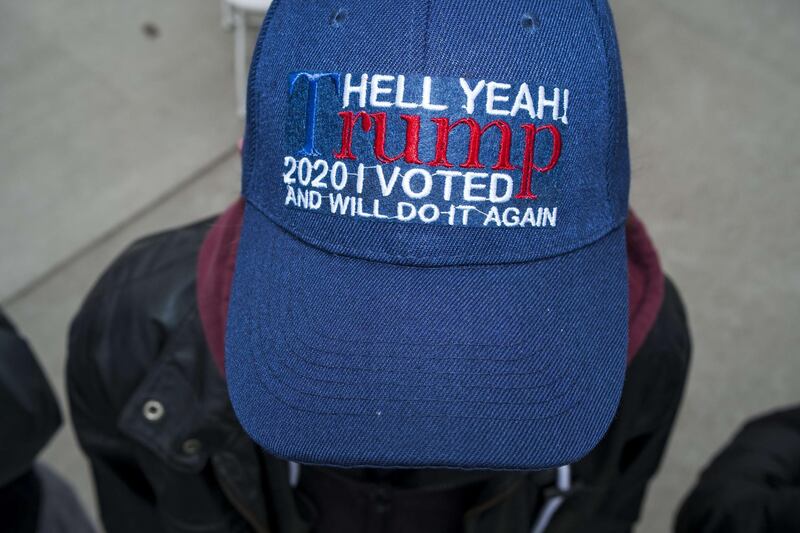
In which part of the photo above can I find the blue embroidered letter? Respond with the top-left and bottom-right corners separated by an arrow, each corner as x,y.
289,72 -> 341,156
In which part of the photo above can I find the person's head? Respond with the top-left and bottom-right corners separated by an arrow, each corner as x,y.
226,0 -> 630,471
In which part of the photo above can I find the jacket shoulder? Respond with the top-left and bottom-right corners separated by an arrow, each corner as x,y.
67,218 -> 215,414
94,218 -> 213,293
0,312 -> 62,484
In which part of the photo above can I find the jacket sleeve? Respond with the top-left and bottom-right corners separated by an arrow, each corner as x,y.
0,309 -> 62,485
67,269 -> 169,533
549,278 -> 692,533
675,406 -> 800,533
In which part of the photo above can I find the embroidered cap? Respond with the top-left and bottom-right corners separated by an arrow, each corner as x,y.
226,0 -> 630,469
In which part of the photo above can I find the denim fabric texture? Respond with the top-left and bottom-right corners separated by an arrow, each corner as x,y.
227,0 -> 631,470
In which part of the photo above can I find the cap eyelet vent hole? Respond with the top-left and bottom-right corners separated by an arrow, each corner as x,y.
521,13 -> 541,32
330,8 -> 348,27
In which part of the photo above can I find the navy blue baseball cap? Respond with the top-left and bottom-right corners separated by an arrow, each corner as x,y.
226,0 -> 630,470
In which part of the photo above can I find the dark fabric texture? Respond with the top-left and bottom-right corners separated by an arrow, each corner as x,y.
295,467 -> 487,533
1,311 -> 95,533
0,466 -> 98,533
675,406 -> 800,533
0,309 -> 56,533
68,216 -> 690,533
0,310 -> 62,485
0,469 -> 41,533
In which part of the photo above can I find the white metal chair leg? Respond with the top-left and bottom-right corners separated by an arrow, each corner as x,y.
233,8 -> 247,117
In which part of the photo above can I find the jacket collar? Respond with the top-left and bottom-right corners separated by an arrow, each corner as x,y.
116,306 -> 271,531
117,307 -> 243,472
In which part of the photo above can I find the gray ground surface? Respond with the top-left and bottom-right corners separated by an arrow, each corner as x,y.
1,1 -> 798,531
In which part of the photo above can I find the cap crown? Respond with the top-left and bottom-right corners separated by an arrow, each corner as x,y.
243,0 -> 629,266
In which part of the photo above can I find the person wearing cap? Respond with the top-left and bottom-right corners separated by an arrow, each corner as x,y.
67,1 -> 691,532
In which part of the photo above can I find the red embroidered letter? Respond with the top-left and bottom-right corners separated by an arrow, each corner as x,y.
516,123 -> 562,200
371,113 -> 423,165
428,118 -> 515,170
334,111 -> 372,160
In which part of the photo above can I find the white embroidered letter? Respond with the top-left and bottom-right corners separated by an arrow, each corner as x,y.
421,76 -> 448,111
434,170 -> 461,201
463,172 -> 488,201
489,173 -> 513,203
395,75 -> 418,109
402,168 -> 433,199
510,83 -> 535,119
459,78 -> 486,115
486,82 -> 511,116
537,86 -> 561,121
370,74 -> 394,108
343,73 -> 368,108
560,89 -> 569,124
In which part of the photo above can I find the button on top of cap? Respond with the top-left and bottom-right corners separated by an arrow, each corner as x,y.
330,8 -> 348,27
521,13 -> 541,31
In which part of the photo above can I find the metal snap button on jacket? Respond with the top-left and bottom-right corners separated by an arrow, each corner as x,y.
182,438 -> 203,455
142,400 -> 165,422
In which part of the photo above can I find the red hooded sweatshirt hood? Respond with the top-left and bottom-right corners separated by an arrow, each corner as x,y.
197,199 -> 664,376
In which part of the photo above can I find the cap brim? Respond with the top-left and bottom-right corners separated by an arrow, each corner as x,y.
226,202 -> 628,470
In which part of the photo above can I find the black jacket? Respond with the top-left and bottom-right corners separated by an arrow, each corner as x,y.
675,406 -> 800,533
68,218 -> 691,533
1,310 -> 96,533
0,311 -> 62,487
0,310 -> 62,532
